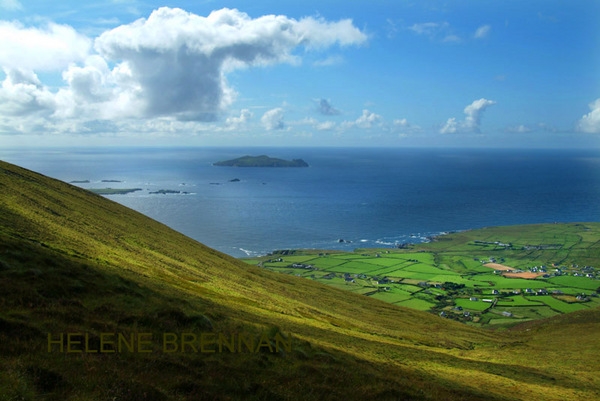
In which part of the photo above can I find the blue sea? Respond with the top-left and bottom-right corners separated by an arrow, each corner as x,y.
2,147 -> 600,257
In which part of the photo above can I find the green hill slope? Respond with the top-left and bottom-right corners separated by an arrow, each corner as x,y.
0,160 -> 599,400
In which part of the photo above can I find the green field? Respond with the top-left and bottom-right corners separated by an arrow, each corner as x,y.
532,295 -> 590,313
246,223 -> 600,327
548,275 -> 600,290
396,297 -> 436,311
369,288 -> 413,303
496,296 -> 545,307
454,298 -> 492,311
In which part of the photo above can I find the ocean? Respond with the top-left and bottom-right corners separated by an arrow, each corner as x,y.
2,147 -> 600,257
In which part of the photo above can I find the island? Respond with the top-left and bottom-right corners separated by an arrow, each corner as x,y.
149,189 -> 190,195
88,188 -> 141,195
213,155 -> 309,167
70,180 -> 90,183
102,179 -> 122,183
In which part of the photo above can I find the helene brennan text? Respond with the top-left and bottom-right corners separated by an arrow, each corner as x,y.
47,332 -> 292,354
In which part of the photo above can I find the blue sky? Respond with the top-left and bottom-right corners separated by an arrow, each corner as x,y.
1,0 -> 599,147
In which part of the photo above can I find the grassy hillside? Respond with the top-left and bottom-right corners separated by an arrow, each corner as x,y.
0,160 -> 599,400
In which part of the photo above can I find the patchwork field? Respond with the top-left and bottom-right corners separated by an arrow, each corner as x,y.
244,223 -> 600,327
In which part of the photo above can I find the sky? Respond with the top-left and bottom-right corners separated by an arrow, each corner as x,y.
1,0 -> 599,148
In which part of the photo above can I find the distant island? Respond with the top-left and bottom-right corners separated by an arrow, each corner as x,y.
102,179 -> 122,183
89,188 -> 141,195
149,189 -> 190,195
70,180 -> 89,183
213,155 -> 308,167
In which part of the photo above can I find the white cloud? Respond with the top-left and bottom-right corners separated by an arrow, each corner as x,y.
261,107 -> 285,130
294,16 -> 368,50
292,117 -> 317,126
0,0 -> 22,11
290,116 -> 336,131
407,21 -> 462,43
441,117 -> 459,134
226,109 -> 253,128
474,25 -> 491,39
409,21 -> 492,43
408,22 -> 447,36
62,56 -> 111,103
355,109 -> 382,128
577,98 -> 600,134
316,121 -> 335,131
441,98 -> 496,134
316,98 -> 340,115
0,21 -> 91,71
313,55 -> 344,67
0,7 -> 367,134
0,68 -> 56,116
393,118 -> 420,131
90,7 -> 366,122
338,109 -> 384,132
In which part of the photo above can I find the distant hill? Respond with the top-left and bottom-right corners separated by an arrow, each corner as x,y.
214,155 -> 309,167
0,159 -> 599,401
